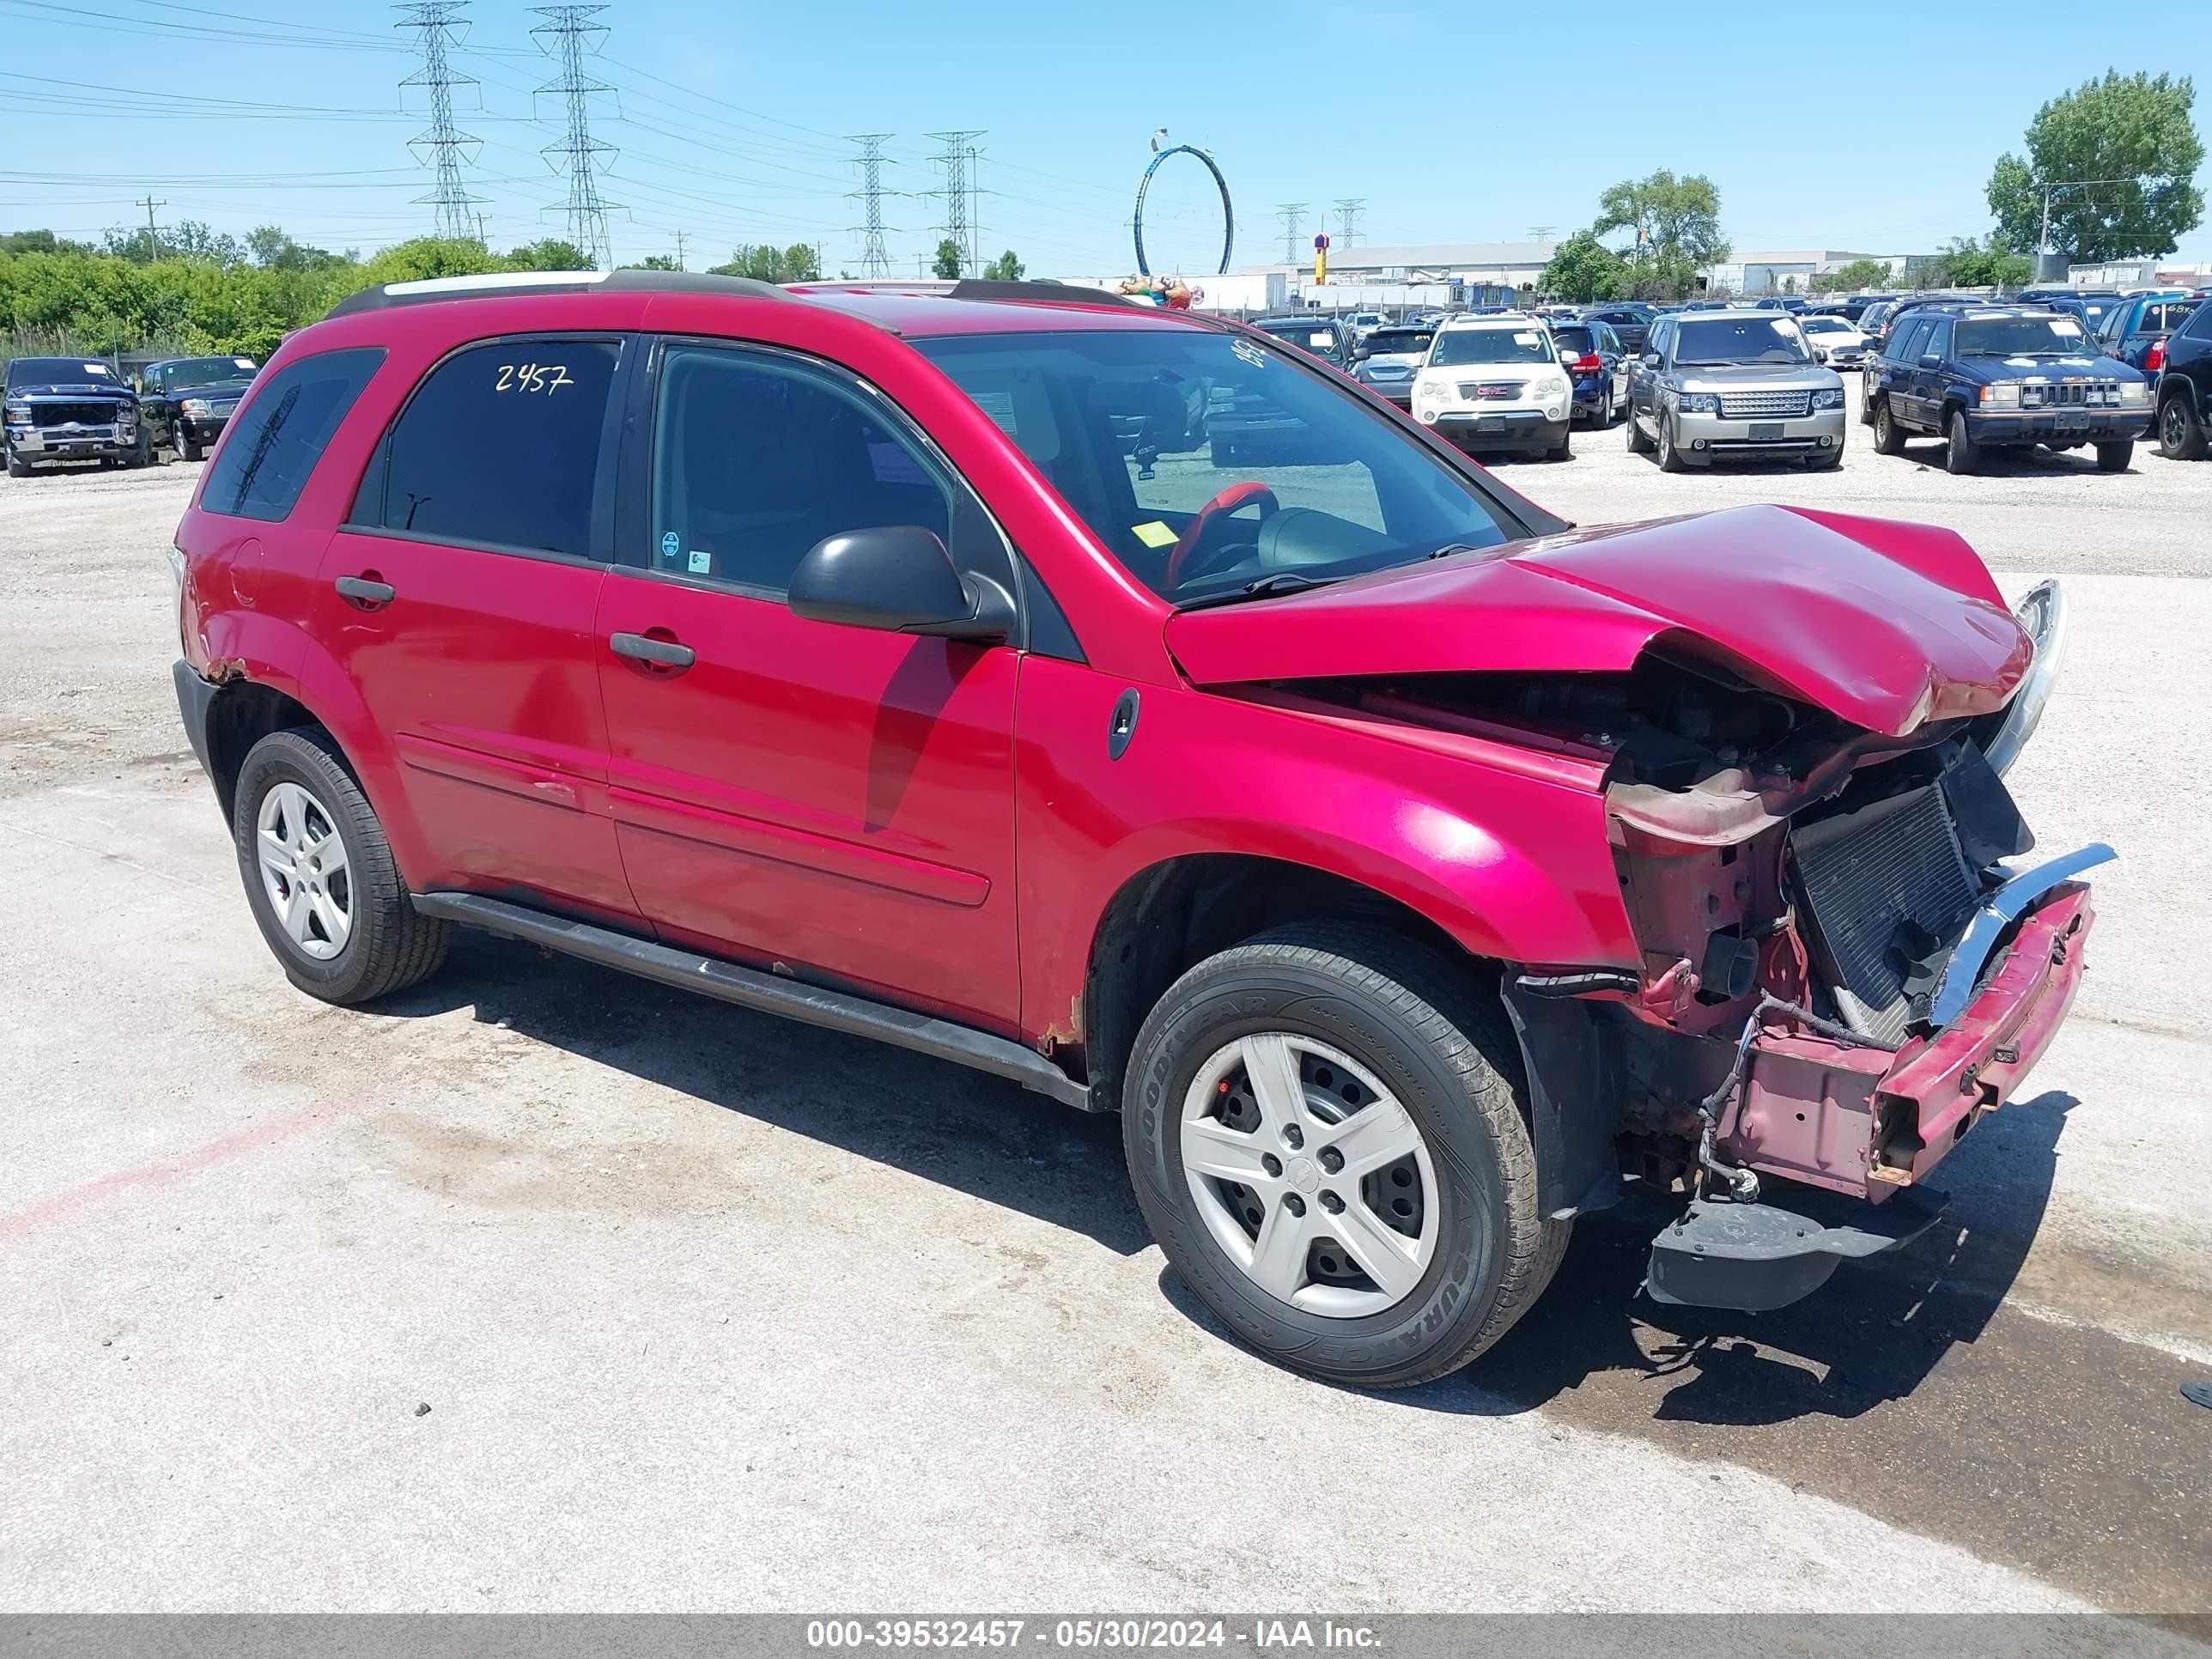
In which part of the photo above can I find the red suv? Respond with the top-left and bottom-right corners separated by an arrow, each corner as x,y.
171,271 -> 2108,1387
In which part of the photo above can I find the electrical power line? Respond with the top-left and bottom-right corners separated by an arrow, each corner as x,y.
396,1 -> 486,240
926,129 -> 983,276
1334,198 -> 1365,246
1277,202 -> 1305,264
848,132 -> 894,278
529,3 -> 620,267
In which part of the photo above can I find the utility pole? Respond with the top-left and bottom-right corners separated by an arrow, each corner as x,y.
2036,176 -> 2146,277
1334,198 -> 1366,246
926,130 -> 984,276
397,2 -> 485,241
1277,203 -> 1306,264
136,195 -> 166,260
530,4 -> 621,270
848,132 -> 894,278
672,228 -> 687,271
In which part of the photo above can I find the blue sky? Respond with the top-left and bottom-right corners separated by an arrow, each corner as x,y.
3,0 -> 2209,275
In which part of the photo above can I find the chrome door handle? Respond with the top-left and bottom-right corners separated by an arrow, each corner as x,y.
610,631 -> 695,669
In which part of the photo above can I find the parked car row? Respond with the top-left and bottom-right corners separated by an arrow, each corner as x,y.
1,354 -> 258,477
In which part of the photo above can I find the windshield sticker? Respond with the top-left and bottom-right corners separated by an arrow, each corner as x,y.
83,362 -> 105,375
688,550 -> 712,575
1307,332 -> 1333,349
2051,319 -> 2082,336
234,357 -> 255,368
1132,520 -> 1177,550
1231,337 -> 1267,370
1513,331 -> 1540,346
659,531 -> 680,562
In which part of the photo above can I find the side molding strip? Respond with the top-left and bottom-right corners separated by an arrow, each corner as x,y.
411,891 -> 1097,1111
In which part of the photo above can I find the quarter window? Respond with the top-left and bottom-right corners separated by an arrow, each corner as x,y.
356,337 -> 621,558
647,345 -> 954,596
200,346 -> 383,524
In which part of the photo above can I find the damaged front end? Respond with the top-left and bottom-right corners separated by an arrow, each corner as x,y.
1392,580 -> 2105,1313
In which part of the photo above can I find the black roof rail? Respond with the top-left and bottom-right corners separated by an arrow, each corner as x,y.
324,267 -> 789,321
944,277 -> 1144,309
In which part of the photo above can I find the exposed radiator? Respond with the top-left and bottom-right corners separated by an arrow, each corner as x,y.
1790,784 -> 1982,1044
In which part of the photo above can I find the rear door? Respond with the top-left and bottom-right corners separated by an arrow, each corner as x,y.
319,333 -> 638,921
592,337 -> 1024,1030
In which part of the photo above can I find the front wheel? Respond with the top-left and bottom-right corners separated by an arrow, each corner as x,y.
1656,414 -> 1686,471
233,727 -> 450,1005
1121,925 -> 1567,1389
1944,409 -> 1979,475
1625,405 -> 1651,453
173,422 -> 200,463
2094,439 -> 2134,473
1872,398 -> 1905,455
4,444 -> 30,478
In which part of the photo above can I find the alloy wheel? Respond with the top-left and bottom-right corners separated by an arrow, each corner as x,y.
255,780 -> 352,960
1178,1032 -> 1438,1318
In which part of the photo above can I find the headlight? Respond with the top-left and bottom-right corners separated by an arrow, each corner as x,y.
1677,392 -> 1720,415
180,398 -> 210,415
116,404 -> 137,425
1810,386 -> 1845,410
2,400 -> 27,424
2119,381 -> 2150,404
1417,380 -> 1451,404
1978,383 -> 2021,409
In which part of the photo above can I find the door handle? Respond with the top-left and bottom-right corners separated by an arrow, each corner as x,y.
610,631 -> 696,670
334,574 -> 395,606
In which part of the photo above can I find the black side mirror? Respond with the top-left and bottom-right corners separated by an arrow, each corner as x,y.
787,525 -> 1013,644
1918,353 -> 1944,369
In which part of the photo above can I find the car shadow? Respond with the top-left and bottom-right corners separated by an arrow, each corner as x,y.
1891,441 -> 2125,476
1418,1089 -> 2079,1424
373,928 -> 1149,1255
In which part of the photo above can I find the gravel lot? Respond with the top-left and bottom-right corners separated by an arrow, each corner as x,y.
2,418 -> 2208,1615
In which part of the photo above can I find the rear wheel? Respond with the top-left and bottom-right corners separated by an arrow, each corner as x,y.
232,727 -> 449,1005
2158,391 -> 2208,460
1944,408 -> 1979,475
1872,398 -> 1905,455
2094,439 -> 2134,473
1122,925 -> 1566,1389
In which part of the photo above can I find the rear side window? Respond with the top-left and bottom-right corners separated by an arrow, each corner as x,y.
200,347 -> 382,523
356,337 -> 621,558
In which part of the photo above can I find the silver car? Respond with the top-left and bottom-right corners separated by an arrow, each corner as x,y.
1625,308 -> 1847,470
1350,324 -> 1437,410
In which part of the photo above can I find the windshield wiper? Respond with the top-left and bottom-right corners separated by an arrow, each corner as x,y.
1177,571 -> 1340,611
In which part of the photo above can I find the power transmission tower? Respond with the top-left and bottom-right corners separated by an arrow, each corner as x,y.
1334,198 -> 1366,246
926,130 -> 984,276
672,228 -> 687,270
530,4 -> 621,269
397,2 -> 485,241
848,133 -> 895,278
1277,202 -> 1306,264
136,195 -> 166,259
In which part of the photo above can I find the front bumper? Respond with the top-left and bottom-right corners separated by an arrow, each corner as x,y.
1722,878 -> 2097,1197
1966,408 -> 2152,446
174,413 -> 232,444
1425,409 -> 1570,451
173,659 -> 217,780
1673,404 -> 1846,463
5,422 -> 137,460
1357,377 -> 1415,410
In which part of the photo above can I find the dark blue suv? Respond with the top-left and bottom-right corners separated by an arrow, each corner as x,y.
1864,304 -> 2153,473
2093,294 -> 2203,379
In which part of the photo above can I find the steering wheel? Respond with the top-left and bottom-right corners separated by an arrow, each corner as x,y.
1163,481 -> 1279,591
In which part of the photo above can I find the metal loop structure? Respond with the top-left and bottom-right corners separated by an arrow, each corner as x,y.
1133,144 -> 1234,277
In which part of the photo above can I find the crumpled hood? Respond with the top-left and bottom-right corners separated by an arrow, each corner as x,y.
1164,504 -> 2031,738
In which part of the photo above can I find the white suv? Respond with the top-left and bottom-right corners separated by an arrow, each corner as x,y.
1412,315 -> 1575,460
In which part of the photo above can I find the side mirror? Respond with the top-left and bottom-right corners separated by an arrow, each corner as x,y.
787,525 -> 1013,643
1917,353 -> 1944,369
1641,352 -> 1661,368
1352,343 -> 1372,361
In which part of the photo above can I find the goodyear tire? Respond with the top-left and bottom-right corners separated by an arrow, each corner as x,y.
1122,924 -> 1567,1389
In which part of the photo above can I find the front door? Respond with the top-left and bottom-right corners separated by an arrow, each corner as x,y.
592,339 -> 1024,1031
318,332 -> 637,921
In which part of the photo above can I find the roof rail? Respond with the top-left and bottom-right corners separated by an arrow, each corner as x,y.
792,276 -> 1145,310
324,267 -> 788,321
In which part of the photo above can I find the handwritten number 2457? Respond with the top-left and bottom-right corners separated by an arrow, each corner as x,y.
495,362 -> 574,394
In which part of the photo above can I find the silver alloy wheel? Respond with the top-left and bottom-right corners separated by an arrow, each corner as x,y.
1179,1032 -> 1439,1318
255,780 -> 352,960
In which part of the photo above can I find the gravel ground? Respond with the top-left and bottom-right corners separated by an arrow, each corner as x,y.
1,436 -> 2208,1615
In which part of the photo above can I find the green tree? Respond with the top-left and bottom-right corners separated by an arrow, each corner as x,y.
708,242 -> 822,283
505,238 -> 594,271
1926,236 -> 2033,289
981,249 -> 1025,282
1591,170 -> 1728,300
245,226 -> 343,273
623,253 -> 681,271
1809,258 -> 1893,295
1986,71 -> 2205,262
932,238 -> 964,280
1539,230 -> 1626,302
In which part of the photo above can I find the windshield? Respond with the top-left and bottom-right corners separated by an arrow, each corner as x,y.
1363,329 -> 1432,357
1799,317 -> 1852,334
155,356 -> 257,390
1254,319 -> 1345,362
1954,316 -> 2092,356
5,357 -> 121,389
1430,326 -> 1556,368
1674,316 -> 1810,365
915,329 -> 1519,606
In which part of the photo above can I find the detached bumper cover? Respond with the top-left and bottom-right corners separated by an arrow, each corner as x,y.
1646,1186 -> 1945,1312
